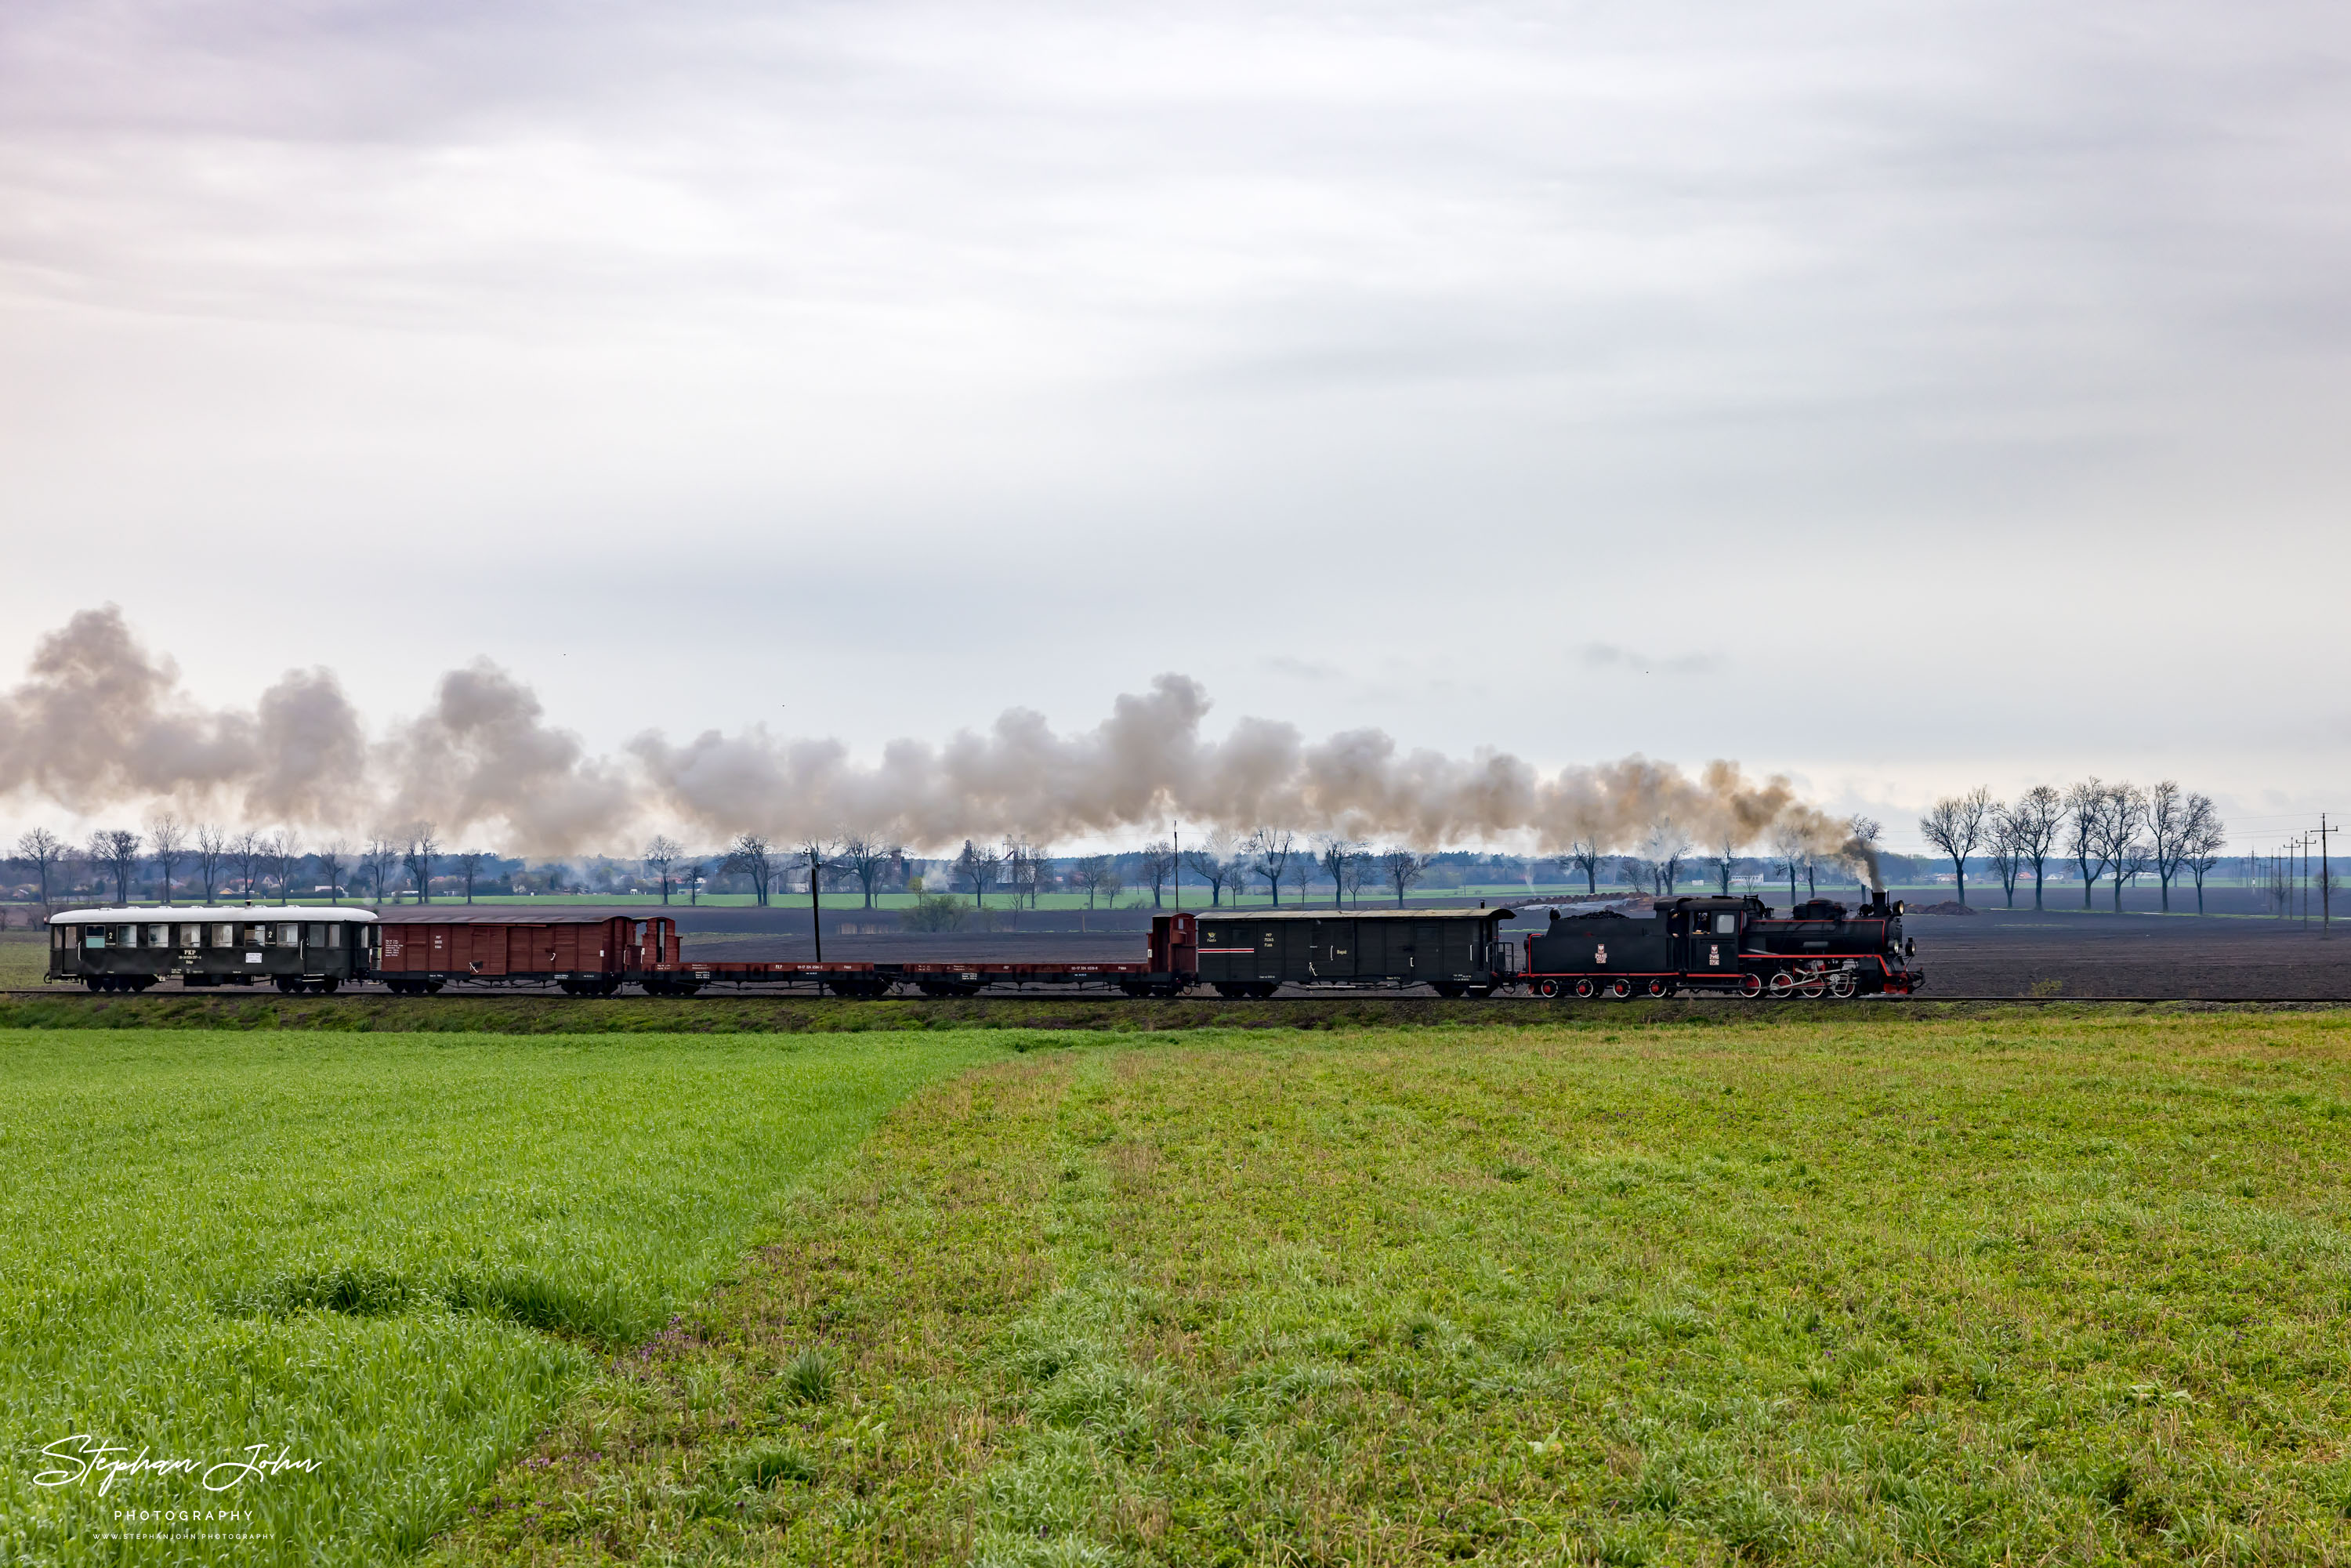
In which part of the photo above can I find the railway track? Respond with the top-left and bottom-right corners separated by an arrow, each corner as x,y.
6,987 -> 2347,1005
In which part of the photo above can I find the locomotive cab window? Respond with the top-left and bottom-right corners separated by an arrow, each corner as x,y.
1714,914 -> 1737,935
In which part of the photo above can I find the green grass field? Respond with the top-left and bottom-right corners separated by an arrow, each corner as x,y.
9,1012 -> 2351,1565
433,1012 -> 2351,1566
0,1028 -> 997,1565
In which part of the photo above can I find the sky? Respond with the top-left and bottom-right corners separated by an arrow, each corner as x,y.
2,0 -> 2346,856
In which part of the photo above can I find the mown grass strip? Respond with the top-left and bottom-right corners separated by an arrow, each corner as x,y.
437,1012 -> 2351,1565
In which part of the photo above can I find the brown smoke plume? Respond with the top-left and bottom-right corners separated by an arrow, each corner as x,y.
2,610 -> 1861,863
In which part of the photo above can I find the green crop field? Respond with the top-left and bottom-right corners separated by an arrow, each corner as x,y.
0,1027 -> 996,1566
8,1012 -> 2351,1566
432,1011 -> 2351,1566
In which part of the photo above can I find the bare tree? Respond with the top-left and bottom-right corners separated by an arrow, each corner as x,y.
1137,839 -> 1177,907
1842,816 -> 1882,893
840,832 -> 901,909
2181,795 -> 2227,914
1565,838 -> 1603,896
2094,783 -> 2149,911
2145,780 -> 2194,913
1918,788 -> 1991,907
1379,847 -> 1430,906
147,813 -> 187,904
1182,834 -> 1240,907
227,829 -> 266,900
1643,820 -> 1691,896
955,838 -> 1003,909
90,828 -> 142,904
2065,779 -> 2110,910
2001,784 -> 2063,908
16,827 -> 64,908
683,860 -> 708,905
1074,855 -> 1121,909
273,829 -> 302,904
1713,834 -> 1741,896
1000,838 -> 1041,910
1318,838 -> 1361,909
1246,827 -> 1295,906
193,824 -> 228,902
317,839 -> 350,904
642,836 -> 681,904
1987,806 -> 2023,907
455,850 -> 487,904
726,834 -> 776,905
402,824 -> 439,904
1339,850 -> 1370,906
362,838 -> 401,906
1768,824 -> 1808,907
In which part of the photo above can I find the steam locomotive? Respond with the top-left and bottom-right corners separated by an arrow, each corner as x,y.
44,894 -> 1922,998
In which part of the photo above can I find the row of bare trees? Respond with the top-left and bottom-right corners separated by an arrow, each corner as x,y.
9,817 -> 484,907
1918,780 -> 2227,911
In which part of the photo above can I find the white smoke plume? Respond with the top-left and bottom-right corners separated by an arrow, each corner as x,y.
2,609 -> 1863,863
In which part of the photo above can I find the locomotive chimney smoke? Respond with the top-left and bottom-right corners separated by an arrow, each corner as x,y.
0,606 -> 366,825
2,609 -> 1860,864
380,660 -> 637,857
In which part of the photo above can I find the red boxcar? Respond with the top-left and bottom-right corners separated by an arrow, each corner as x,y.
374,912 -> 677,994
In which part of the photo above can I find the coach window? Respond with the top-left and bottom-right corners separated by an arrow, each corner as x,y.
212,923 -> 234,947
242,923 -> 262,947
280,923 -> 301,946
147,924 -> 167,947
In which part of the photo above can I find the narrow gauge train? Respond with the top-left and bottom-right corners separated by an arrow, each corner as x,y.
44,896 -> 1920,998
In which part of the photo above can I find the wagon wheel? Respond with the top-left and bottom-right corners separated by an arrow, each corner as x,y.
1537,979 -> 1560,999
1645,979 -> 1671,998
1573,977 -> 1596,999
1606,978 -> 1634,1000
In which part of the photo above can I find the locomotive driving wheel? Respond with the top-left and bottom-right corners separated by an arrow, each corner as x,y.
1828,971 -> 1857,998
1737,973 -> 1762,998
1767,970 -> 1795,998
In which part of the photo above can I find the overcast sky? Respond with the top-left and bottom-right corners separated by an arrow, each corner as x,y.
2,0 -> 2346,854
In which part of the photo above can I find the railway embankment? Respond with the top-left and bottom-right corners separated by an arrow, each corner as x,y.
0,990 -> 2339,1034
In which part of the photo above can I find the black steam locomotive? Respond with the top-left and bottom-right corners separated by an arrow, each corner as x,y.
1523,893 -> 1922,998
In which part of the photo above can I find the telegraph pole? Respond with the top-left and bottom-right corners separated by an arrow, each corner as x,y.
1172,824 -> 1180,912
2320,815 -> 2335,934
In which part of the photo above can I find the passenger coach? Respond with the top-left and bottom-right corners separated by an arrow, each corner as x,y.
46,907 -> 379,993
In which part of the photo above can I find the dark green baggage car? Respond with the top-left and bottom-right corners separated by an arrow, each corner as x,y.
1193,906 -> 1518,996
